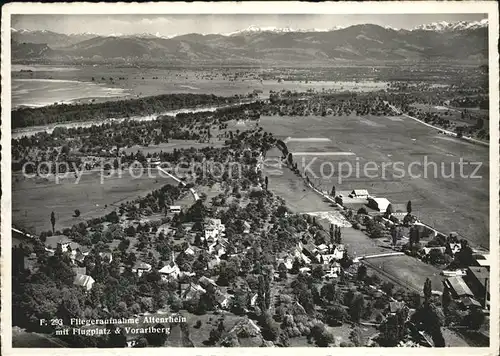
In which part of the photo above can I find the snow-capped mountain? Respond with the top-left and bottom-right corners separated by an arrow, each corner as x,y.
225,25 -> 343,36
11,21 -> 487,64
412,19 -> 488,32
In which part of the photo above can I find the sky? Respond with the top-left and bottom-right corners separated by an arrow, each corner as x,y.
12,14 -> 487,36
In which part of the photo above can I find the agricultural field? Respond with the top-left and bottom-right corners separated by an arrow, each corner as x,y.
259,112 -> 489,249
12,169 -> 177,234
12,64 -> 390,107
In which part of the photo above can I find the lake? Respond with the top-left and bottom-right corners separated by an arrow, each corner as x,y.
11,78 -> 130,108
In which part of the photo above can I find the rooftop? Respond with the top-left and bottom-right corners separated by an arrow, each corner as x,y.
445,276 -> 474,297
45,235 -> 71,249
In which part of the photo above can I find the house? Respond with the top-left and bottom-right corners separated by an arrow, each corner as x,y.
316,244 -> 330,254
459,296 -> 482,309
132,262 -> 152,277
204,218 -> 226,241
422,246 -> 446,256
464,266 -> 490,309
71,247 -> 90,264
99,252 -> 113,263
473,253 -> 490,269
367,197 -> 391,213
448,242 -> 462,255
207,256 -> 221,270
299,267 -> 311,274
392,204 -> 408,217
184,246 -> 201,256
250,293 -> 259,308
73,274 -> 95,291
45,235 -> 72,254
243,221 -> 251,234
215,290 -> 232,309
277,255 -> 294,270
169,206 -> 181,214
349,189 -> 369,198
72,267 -> 87,275
332,244 -> 345,260
413,223 -> 437,239
302,243 -> 318,258
444,276 -> 475,299
199,276 -> 217,289
292,248 -> 311,265
148,157 -> 161,167
181,283 -> 206,301
388,301 -> 405,314
324,263 -> 341,280
209,241 -> 226,257
159,262 -> 181,281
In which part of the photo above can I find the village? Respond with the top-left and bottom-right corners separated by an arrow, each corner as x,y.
12,124 -> 490,347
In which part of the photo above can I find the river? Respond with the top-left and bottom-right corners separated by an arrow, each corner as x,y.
11,99 -> 260,139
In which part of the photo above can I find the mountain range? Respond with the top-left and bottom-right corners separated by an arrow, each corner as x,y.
11,20 -> 488,64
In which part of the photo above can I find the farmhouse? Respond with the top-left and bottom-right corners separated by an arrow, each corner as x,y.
73,274 -> 95,291
367,197 -> 391,213
45,235 -> 72,254
444,276 -> 475,299
349,189 -> 369,198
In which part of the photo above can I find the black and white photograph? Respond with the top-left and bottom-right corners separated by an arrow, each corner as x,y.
1,2 -> 498,353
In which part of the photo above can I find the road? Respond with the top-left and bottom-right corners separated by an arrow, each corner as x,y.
386,102 -> 489,147
157,166 -> 200,201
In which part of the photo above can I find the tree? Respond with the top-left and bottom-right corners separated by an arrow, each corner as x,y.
330,185 -> 336,197
325,304 -> 348,326
385,204 -> 393,218
349,293 -> 365,323
277,262 -> 288,280
442,287 -> 451,313
464,308 -> 485,330
146,324 -> 168,346
423,278 -> 432,303
406,200 -> 412,214
357,265 -> 367,282
50,211 -> 56,234
74,209 -> 81,217
310,323 -> 334,347
379,313 -> 405,346
312,265 -> 324,280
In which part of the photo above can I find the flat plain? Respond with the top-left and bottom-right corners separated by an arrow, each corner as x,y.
260,113 -> 489,248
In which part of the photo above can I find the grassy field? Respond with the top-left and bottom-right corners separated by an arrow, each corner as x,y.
12,169 -> 178,234
12,65 -> 389,107
260,113 -> 489,248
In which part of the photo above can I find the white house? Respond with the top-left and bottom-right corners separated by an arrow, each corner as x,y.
73,274 -> 95,291
159,262 -> 181,281
132,262 -> 152,277
243,221 -> 251,234
45,235 -> 72,254
367,197 -> 391,213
